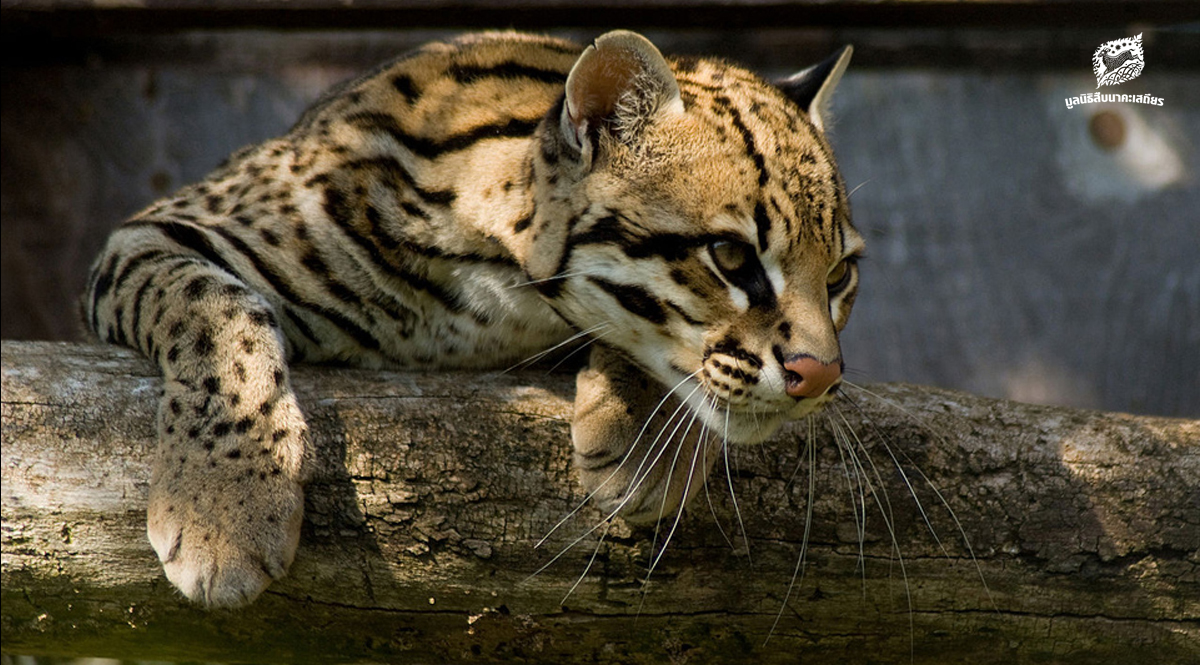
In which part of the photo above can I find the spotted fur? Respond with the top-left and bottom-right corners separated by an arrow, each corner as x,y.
85,30 -> 863,606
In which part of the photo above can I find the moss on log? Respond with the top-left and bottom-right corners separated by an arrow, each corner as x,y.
2,341 -> 1198,663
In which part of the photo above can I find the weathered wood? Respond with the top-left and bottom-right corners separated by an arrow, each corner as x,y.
3,340 -> 1198,663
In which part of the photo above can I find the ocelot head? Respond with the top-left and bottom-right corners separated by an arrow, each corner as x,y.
526,31 -> 864,445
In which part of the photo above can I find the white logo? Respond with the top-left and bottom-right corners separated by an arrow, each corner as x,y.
1092,33 -> 1144,89
1065,34 -> 1163,110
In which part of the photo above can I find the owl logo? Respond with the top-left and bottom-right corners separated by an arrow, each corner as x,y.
1093,34 -> 1144,89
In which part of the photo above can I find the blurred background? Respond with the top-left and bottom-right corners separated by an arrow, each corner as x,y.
2,1 -> 1197,417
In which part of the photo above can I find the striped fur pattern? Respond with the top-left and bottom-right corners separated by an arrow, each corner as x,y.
84,30 -> 863,607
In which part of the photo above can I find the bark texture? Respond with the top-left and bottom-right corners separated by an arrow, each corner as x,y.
3,341 -> 1198,664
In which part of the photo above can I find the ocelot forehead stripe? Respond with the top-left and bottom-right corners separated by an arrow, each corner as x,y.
753,201 -> 772,253
715,96 -> 770,189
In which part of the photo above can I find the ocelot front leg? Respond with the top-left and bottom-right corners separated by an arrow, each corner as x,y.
87,228 -> 310,607
572,346 -> 722,525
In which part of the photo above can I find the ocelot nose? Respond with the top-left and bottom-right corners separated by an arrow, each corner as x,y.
783,355 -> 842,399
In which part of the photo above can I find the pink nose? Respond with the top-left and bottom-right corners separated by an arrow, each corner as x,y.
783,355 -> 842,399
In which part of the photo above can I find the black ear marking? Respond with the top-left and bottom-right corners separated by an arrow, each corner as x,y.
775,45 -> 853,132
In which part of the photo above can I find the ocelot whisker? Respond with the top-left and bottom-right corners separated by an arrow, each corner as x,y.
829,411 -> 870,586
835,403 -> 945,555
830,405 -> 916,659
534,369 -> 702,550
847,178 -> 873,199
506,269 -> 594,290
615,379 -> 707,529
556,384 -> 702,603
545,327 -> 611,373
722,397 -> 753,564
646,400 -> 708,577
767,412 -> 818,643
529,375 -> 707,588
635,402 -> 709,615
561,517 -> 614,605
502,322 -> 609,374
699,397 -> 736,551
839,384 -> 996,611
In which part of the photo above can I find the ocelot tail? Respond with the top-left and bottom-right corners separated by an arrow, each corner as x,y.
84,30 -> 863,607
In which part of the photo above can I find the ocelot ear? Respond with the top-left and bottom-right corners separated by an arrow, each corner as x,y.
560,30 -> 685,163
775,45 -> 853,133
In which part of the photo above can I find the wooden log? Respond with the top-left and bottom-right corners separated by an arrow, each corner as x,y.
2,340 -> 1198,663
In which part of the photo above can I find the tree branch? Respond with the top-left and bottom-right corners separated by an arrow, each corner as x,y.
3,341 -> 1198,663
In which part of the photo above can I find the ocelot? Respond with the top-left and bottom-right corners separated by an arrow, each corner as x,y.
84,30 -> 863,607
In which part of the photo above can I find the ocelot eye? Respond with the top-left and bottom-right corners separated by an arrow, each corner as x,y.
826,258 -> 855,294
709,240 -> 754,277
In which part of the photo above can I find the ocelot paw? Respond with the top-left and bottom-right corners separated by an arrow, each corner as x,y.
571,347 -> 720,525
148,381 -> 309,608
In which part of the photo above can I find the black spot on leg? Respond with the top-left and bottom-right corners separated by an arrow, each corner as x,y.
227,449 -> 242,459
234,417 -> 254,434
272,429 -> 288,442
220,284 -> 248,298
259,400 -> 276,416
183,276 -> 211,300
194,328 -> 215,356
187,427 -> 202,439
273,370 -> 284,387
203,376 -> 221,394
169,398 -> 182,415
212,421 -> 232,437
248,310 -> 274,328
